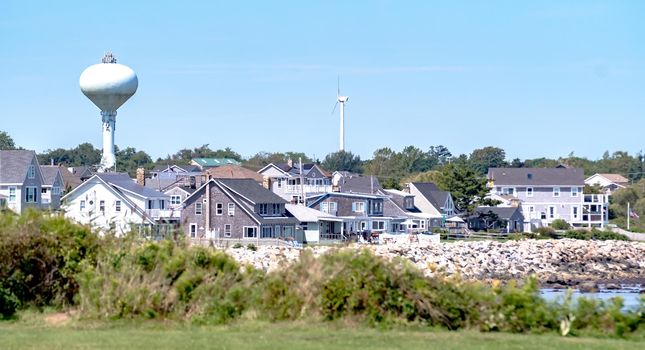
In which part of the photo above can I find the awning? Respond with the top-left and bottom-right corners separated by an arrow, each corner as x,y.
446,216 -> 465,223
285,204 -> 343,222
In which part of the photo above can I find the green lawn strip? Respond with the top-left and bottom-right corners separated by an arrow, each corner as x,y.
0,321 -> 643,350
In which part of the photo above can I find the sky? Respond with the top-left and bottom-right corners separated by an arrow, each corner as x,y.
1,0 -> 644,162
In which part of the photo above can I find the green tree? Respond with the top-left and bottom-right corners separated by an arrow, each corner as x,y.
115,146 -> 154,176
436,160 -> 488,213
469,146 -> 507,175
38,143 -> 101,167
321,150 -> 362,173
0,131 -> 16,150
170,145 -> 243,163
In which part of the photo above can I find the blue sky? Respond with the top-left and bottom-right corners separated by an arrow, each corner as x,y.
1,0 -> 643,162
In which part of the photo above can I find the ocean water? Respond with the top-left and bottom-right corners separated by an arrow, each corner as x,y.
540,286 -> 643,311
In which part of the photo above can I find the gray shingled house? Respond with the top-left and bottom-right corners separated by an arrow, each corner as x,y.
467,206 -> 524,233
181,178 -> 298,240
40,165 -> 64,210
0,150 -> 45,214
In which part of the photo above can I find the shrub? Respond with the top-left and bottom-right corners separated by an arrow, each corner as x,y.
550,219 -> 570,230
534,226 -> 558,238
232,243 -> 243,249
247,244 -> 257,251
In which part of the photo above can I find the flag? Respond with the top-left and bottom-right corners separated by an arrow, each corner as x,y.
630,210 -> 640,219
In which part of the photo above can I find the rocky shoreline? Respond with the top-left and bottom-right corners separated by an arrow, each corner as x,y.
223,239 -> 645,288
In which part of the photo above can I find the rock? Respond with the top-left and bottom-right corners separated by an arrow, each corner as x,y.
578,282 -> 599,293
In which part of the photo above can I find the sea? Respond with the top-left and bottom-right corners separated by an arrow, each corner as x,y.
540,285 -> 643,311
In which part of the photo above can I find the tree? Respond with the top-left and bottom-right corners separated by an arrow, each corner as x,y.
116,146 -> 153,176
170,145 -> 243,163
243,151 -> 312,170
435,160 -> 488,213
400,145 -> 432,173
321,150 -> 362,173
38,143 -> 101,167
427,145 -> 452,168
469,146 -> 507,175
0,131 -> 16,150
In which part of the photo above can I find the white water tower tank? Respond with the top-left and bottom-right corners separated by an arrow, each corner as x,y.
79,53 -> 138,172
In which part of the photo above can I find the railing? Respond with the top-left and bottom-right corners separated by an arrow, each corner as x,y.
146,209 -> 180,219
584,194 -> 606,203
190,237 -> 301,248
285,185 -> 332,194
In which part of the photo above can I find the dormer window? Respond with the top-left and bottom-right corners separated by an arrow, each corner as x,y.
404,197 -> 414,209
28,165 -> 36,179
527,173 -> 533,180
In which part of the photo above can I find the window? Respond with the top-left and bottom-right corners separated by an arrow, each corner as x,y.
371,201 -> 382,213
553,187 -> 560,197
224,224 -> 231,237
115,200 -> 121,212
52,186 -> 60,195
526,187 -> 533,197
171,195 -> 181,205
228,203 -> 235,216
25,187 -> 37,203
277,179 -> 282,188
28,165 -> 35,179
502,187 -> 515,196
244,226 -> 257,238
258,203 -> 268,215
272,203 -> 280,215
216,203 -> 223,215
80,200 -> 86,211
261,226 -> 273,238
8,187 -> 16,203
159,200 -> 165,210
572,206 -> 580,220
322,201 -> 337,214
571,187 -> 579,197
548,206 -> 556,219
195,202 -> 203,215
329,202 -> 337,213
371,221 -> 385,230
189,224 -> 197,238
99,200 -> 105,212
353,201 -> 365,213
321,202 -> 328,213
41,188 -> 47,194
404,197 -> 414,209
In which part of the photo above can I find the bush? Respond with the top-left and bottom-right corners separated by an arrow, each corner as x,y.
232,243 -> 243,249
0,210 -> 101,318
534,226 -> 558,238
550,219 -> 570,230
247,244 -> 257,251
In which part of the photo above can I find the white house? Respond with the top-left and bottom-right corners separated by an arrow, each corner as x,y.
584,173 -> 629,195
62,173 -> 179,236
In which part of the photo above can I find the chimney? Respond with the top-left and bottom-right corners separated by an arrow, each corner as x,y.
287,159 -> 293,168
403,183 -> 411,193
262,176 -> 271,190
136,167 -> 145,186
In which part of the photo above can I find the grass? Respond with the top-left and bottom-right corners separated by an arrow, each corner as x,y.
0,317 -> 643,350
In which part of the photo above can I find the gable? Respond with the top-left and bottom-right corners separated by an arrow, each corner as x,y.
258,164 -> 290,178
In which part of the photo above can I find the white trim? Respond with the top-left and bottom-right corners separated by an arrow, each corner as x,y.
189,223 -> 197,238
228,202 -> 235,216
243,226 -> 258,238
195,202 -> 203,215
215,202 -> 223,215
571,187 -> 579,197
224,224 -> 231,237
526,187 -> 533,197
548,205 -> 556,219
553,187 -> 560,197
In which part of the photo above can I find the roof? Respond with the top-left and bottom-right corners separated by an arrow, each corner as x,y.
488,168 -> 585,186
151,164 -> 201,173
285,204 -> 342,222
596,173 -> 629,184
206,164 -> 263,183
381,189 -> 421,214
191,158 -> 241,168
471,206 -> 523,220
217,178 -> 286,204
0,150 -> 37,183
411,182 -> 451,211
39,166 -> 61,186
259,162 -> 331,178
336,173 -> 381,194
96,173 -> 167,198
69,166 -> 94,179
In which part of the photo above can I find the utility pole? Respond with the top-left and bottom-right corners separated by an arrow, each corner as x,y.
299,157 -> 305,205
627,202 -> 630,231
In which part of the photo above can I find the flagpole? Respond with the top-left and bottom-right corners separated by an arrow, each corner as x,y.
627,202 -> 630,231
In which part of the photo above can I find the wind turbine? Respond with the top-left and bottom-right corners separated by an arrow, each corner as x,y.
331,77 -> 349,151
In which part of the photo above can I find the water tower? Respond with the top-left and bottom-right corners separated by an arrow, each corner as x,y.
79,53 -> 138,172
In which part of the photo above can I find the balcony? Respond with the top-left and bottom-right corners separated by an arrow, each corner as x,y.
584,194 -> 606,204
146,209 -> 180,219
285,184 -> 332,194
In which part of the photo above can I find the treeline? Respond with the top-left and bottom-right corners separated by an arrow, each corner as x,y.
1,130 -> 643,182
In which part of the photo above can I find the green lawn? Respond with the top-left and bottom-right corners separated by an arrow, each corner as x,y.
0,319 -> 643,350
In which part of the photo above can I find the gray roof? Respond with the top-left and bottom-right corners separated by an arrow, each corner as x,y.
472,206 -> 523,220
382,189 -> 421,214
217,178 -> 286,204
151,164 -> 201,173
337,174 -> 381,194
96,173 -> 167,198
40,166 -> 61,186
488,168 -> 585,186
0,150 -> 37,183
412,182 -> 450,211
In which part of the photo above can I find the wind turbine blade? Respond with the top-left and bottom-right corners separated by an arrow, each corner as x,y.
331,101 -> 338,115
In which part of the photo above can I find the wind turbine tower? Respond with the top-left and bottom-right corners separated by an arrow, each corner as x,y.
332,79 -> 349,151
79,53 -> 138,172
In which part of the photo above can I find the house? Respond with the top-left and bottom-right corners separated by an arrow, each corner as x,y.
0,150 -> 45,214
62,173 -> 178,236
467,206 -> 524,233
284,204 -> 343,244
306,192 -> 392,239
40,165 -> 64,210
150,164 -> 201,177
190,158 -> 241,170
258,160 -> 332,203
407,182 -> 456,218
180,178 -> 298,241
584,173 -> 629,195
487,167 -> 608,230
381,188 -> 441,232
